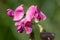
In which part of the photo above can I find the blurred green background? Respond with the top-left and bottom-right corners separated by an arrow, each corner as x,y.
0,0 -> 60,40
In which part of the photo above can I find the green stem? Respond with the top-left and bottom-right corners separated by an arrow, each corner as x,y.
30,31 -> 35,40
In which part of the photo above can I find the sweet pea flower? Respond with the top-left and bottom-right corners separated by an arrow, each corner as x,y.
7,8 -> 14,17
34,6 -> 46,21
13,4 -> 24,21
17,26 -> 24,33
26,5 -> 36,21
7,4 -> 24,21
15,18 -> 32,34
25,5 -> 46,23
6,4 -> 46,34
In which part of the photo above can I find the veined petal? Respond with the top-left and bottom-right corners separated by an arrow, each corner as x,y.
25,27 -> 32,34
13,4 -> 24,21
26,5 -> 36,21
7,8 -> 14,17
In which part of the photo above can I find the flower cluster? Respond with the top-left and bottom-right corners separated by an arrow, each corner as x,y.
6,4 -> 46,34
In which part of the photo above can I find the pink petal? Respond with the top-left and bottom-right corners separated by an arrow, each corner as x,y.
34,6 -> 46,21
34,13 -> 41,23
34,13 -> 41,20
25,21 -> 32,27
25,27 -> 32,34
7,8 -> 14,17
13,4 -> 24,21
15,21 -> 20,26
15,18 -> 26,26
17,26 -> 21,30
15,4 -> 24,11
17,26 -> 24,33
40,11 -> 46,21
26,5 -> 36,21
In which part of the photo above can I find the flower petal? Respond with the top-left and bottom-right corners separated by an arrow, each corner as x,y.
26,5 -> 35,21
17,26 -> 24,33
25,27 -> 32,34
15,4 -> 24,11
15,18 -> 27,26
34,13 -> 41,23
15,21 -> 20,26
34,6 -> 46,21
13,4 -> 24,21
34,13 -> 41,20
25,21 -> 32,27
40,11 -> 46,21
7,8 -> 14,17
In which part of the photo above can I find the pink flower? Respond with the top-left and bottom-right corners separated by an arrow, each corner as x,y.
6,4 -> 46,34
26,5 -> 46,22
13,4 -> 24,21
17,26 -> 24,33
39,11 -> 46,21
7,8 -> 14,17
25,26 -> 32,34
26,5 -> 36,21
34,6 -> 46,21
15,18 -> 32,34
7,4 -> 24,21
